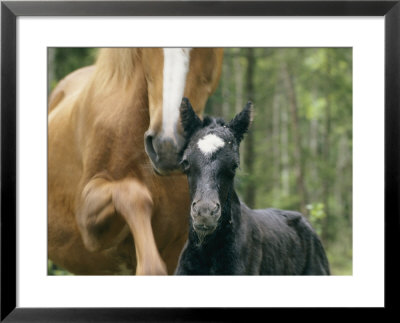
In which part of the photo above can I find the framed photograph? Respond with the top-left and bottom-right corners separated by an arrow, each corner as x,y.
2,1 -> 399,321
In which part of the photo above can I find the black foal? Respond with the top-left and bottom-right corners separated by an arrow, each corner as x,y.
175,98 -> 330,275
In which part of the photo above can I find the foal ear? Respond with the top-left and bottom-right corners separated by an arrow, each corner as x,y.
180,97 -> 202,139
228,101 -> 254,143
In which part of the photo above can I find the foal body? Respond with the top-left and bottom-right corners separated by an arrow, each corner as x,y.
175,99 -> 330,275
177,201 -> 329,275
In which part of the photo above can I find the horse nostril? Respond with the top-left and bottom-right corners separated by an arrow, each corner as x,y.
144,133 -> 158,162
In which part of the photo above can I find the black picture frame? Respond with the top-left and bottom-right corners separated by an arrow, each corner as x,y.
1,1 -> 399,321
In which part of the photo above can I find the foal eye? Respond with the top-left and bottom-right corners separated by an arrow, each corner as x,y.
230,163 -> 238,173
224,163 -> 238,177
180,159 -> 190,172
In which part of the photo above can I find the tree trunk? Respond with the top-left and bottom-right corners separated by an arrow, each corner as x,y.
309,86 -> 320,204
244,48 -> 256,208
272,80 -> 281,203
282,62 -> 308,215
280,63 -> 290,197
280,103 -> 290,197
233,48 -> 244,115
48,48 -> 56,96
221,51 -> 231,118
322,51 -> 332,242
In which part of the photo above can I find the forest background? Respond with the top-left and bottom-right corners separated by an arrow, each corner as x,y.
48,48 -> 352,275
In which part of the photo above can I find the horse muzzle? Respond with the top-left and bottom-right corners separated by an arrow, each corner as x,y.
144,131 -> 185,175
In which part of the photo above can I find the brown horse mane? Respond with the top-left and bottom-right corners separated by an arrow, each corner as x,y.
92,48 -> 142,90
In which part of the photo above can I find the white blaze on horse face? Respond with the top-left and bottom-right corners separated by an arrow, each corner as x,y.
162,48 -> 192,141
197,134 -> 225,156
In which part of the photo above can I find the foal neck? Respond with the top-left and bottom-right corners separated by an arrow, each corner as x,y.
222,189 -> 242,227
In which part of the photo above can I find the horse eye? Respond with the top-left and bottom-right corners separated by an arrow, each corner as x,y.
180,159 -> 190,172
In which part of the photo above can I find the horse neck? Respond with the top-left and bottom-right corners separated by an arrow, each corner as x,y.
71,50 -> 151,176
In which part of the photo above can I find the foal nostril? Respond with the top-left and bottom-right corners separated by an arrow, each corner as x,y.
211,203 -> 220,215
191,201 -> 198,213
191,201 -> 220,217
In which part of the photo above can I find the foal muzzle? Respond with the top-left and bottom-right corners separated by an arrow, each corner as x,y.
191,200 -> 221,234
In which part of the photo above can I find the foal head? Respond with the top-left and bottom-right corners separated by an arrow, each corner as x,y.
180,98 -> 253,238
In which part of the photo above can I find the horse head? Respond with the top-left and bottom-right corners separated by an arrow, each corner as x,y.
179,98 -> 253,238
142,48 -> 223,175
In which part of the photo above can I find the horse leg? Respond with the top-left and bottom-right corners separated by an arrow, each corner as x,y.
76,176 -> 128,252
112,178 -> 167,275
77,176 -> 167,275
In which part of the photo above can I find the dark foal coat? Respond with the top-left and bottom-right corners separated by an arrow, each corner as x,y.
175,98 -> 330,275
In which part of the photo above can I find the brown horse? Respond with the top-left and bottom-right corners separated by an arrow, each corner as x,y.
48,48 -> 223,275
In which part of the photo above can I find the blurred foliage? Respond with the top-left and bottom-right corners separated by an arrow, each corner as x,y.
48,260 -> 73,275
48,48 -> 98,92
48,47 -> 352,275
307,203 -> 326,237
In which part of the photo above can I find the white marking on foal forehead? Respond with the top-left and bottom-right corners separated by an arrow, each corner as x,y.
197,134 -> 225,156
162,48 -> 192,140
